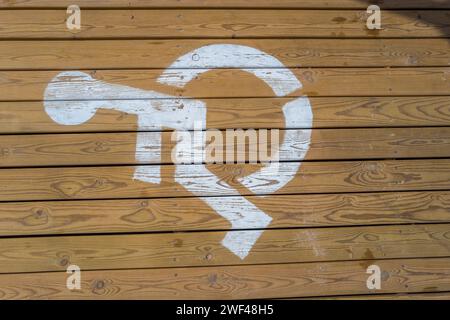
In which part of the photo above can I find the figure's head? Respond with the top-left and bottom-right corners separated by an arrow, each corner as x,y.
44,71 -> 99,125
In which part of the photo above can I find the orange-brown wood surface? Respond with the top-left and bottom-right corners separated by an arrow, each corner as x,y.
0,0 -> 449,300
0,257 -> 449,299
1,68 -> 449,100
1,0 -> 449,9
0,10 -> 448,39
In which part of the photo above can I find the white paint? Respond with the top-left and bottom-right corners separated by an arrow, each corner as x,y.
174,128 -> 312,164
221,230 -> 268,260
158,68 -> 301,97
169,44 -> 292,69
43,44 -> 313,260
157,44 -> 302,96
176,164 -> 272,259
134,132 -> 162,183
171,131 -> 194,164
238,97 -> 313,194
171,127 -> 206,165
133,165 -> 161,185
157,44 -> 313,196
45,71 -> 206,187
130,163 -> 309,197
44,71 -> 207,130
135,132 -> 161,163
66,5 -> 81,30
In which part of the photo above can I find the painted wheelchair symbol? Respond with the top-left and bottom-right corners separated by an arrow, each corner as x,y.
44,44 -> 313,259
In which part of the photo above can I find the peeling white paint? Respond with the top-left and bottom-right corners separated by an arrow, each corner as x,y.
135,132 -> 161,163
238,97 -> 313,194
157,44 -> 313,196
172,128 -> 206,164
44,71 -> 207,131
134,132 -> 162,183
133,165 -> 161,185
157,44 -> 302,96
170,44 -> 292,69
43,44 -> 313,260
176,164 -> 272,259
221,230 -> 268,260
172,128 -> 310,164
158,68 -> 301,97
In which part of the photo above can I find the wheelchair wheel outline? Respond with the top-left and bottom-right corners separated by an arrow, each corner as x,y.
157,44 -> 313,194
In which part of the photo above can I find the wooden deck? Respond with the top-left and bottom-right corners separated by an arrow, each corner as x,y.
0,0 -> 449,299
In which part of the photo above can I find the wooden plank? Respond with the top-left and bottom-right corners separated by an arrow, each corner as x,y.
2,257 -> 450,300
2,39 -> 450,69
0,10 -> 448,39
0,159 -> 448,201
1,127 -> 449,167
0,224 -> 449,273
1,257 -> 450,299
2,0 -> 449,9
2,97 -> 449,134
1,68 -> 449,101
0,257 -> 449,300
0,191 -> 448,236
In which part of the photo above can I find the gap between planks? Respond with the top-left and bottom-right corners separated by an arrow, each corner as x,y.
0,159 -> 449,201
0,127 -> 450,167
1,97 -> 449,134
1,39 -> 449,69
0,223 -> 449,273
1,68 -> 449,101
0,190 -> 448,237
1,0 -> 450,9
0,10 -> 448,39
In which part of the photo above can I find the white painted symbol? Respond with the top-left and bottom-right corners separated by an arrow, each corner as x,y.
366,264 -> 382,290
43,44 -> 313,259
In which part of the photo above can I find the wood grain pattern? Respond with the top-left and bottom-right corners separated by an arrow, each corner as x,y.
0,191 -> 448,236
0,223 -> 449,273
1,127 -> 449,167
0,10 -> 448,39
2,39 -> 450,69
0,159 -> 449,201
1,257 -> 450,299
2,0 -> 449,9
1,68 -> 449,101
1,0 -> 450,301
2,97 -> 449,134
